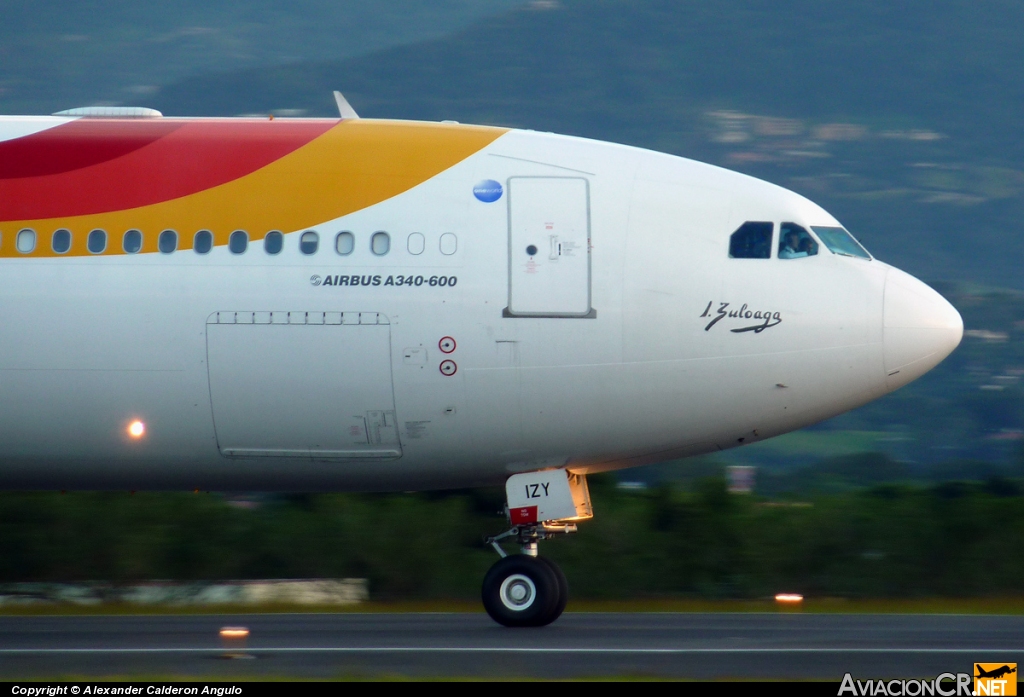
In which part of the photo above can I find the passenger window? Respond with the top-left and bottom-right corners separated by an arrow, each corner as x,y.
778,223 -> 818,259
229,230 -> 248,254
407,232 -> 425,255
16,228 -> 36,254
52,229 -> 72,254
264,231 -> 283,255
158,229 -> 178,254
728,222 -> 773,259
439,232 -> 457,255
335,231 -> 355,255
88,229 -> 107,254
299,231 -> 319,255
194,230 -> 213,254
123,229 -> 143,254
371,231 -> 390,256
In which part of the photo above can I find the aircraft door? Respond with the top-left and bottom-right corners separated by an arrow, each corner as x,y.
206,311 -> 401,459
504,177 -> 594,318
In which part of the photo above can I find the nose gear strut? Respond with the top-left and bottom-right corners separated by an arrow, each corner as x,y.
486,521 -> 578,558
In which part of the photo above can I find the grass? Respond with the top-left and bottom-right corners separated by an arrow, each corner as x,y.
713,430 -> 891,465
1,597 -> 1023,615
565,597 -> 1024,614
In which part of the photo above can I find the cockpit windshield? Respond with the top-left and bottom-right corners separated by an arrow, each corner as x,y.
810,226 -> 871,260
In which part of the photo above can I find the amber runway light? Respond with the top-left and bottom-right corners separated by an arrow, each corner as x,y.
219,627 -> 250,639
219,626 -> 253,660
775,593 -> 804,604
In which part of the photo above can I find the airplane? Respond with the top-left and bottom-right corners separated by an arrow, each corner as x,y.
976,666 -> 1017,680
0,97 -> 963,627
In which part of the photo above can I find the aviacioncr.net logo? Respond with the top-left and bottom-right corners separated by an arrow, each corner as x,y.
839,672 -> 972,696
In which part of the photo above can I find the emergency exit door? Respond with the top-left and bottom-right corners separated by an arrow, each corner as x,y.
504,177 -> 594,318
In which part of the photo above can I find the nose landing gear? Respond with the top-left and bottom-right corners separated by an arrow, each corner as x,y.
481,470 -> 591,627
483,522 -> 576,626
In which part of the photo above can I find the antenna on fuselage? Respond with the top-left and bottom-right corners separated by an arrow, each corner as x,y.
333,91 -> 359,120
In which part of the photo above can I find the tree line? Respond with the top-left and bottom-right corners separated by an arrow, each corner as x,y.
0,473 -> 1020,600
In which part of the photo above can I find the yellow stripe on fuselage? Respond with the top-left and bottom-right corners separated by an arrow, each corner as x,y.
1,119 -> 507,257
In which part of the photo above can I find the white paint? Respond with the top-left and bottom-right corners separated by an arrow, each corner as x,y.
207,318 -> 400,459
0,119 -> 963,492
439,232 -> 458,255
506,469 -> 592,522
0,115 -> 75,143
407,232 -> 425,255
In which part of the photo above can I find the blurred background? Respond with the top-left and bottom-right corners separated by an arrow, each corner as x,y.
2,0 -> 1023,601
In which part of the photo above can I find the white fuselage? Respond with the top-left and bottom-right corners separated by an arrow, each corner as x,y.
0,119 -> 963,490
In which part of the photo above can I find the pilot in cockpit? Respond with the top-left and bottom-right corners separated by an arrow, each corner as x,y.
779,223 -> 818,259
779,230 -> 807,259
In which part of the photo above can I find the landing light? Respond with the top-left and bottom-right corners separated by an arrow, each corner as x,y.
128,420 -> 145,438
775,593 -> 804,604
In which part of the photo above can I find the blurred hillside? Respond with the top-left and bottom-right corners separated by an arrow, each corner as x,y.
140,0 -> 1024,289
0,0 -> 524,114
3,1 -> 1024,482
4,1 -> 1022,284
1,3 -> 1023,599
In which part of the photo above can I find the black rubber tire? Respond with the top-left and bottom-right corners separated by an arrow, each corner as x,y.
482,555 -> 561,627
536,556 -> 569,623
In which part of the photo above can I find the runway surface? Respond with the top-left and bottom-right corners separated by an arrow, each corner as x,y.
0,612 -> 1021,679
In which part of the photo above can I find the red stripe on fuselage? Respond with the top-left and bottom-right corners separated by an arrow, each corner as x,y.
0,119 -> 337,221
0,119 -> 184,179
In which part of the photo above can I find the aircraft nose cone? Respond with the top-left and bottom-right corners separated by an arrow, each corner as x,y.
883,268 -> 963,389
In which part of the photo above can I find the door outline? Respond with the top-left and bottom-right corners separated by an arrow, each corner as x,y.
502,176 -> 596,319
205,310 -> 402,460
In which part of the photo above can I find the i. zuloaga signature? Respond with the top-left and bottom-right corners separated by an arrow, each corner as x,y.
700,301 -> 782,333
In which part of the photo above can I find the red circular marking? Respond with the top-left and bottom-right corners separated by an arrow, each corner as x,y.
439,359 -> 457,376
439,336 -> 456,354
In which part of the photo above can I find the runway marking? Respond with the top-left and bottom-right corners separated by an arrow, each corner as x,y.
0,647 -> 1020,654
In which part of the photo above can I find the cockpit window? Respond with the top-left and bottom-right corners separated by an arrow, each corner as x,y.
729,221 -> 773,259
811,226 -> 871,259
778,223 -> 818,259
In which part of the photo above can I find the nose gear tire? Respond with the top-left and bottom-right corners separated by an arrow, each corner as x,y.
536,556 -> 568,623
482,555 -> 561,627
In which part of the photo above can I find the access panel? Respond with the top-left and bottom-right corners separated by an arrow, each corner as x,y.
505,177 -> 593,318
206,311 -> 400,459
